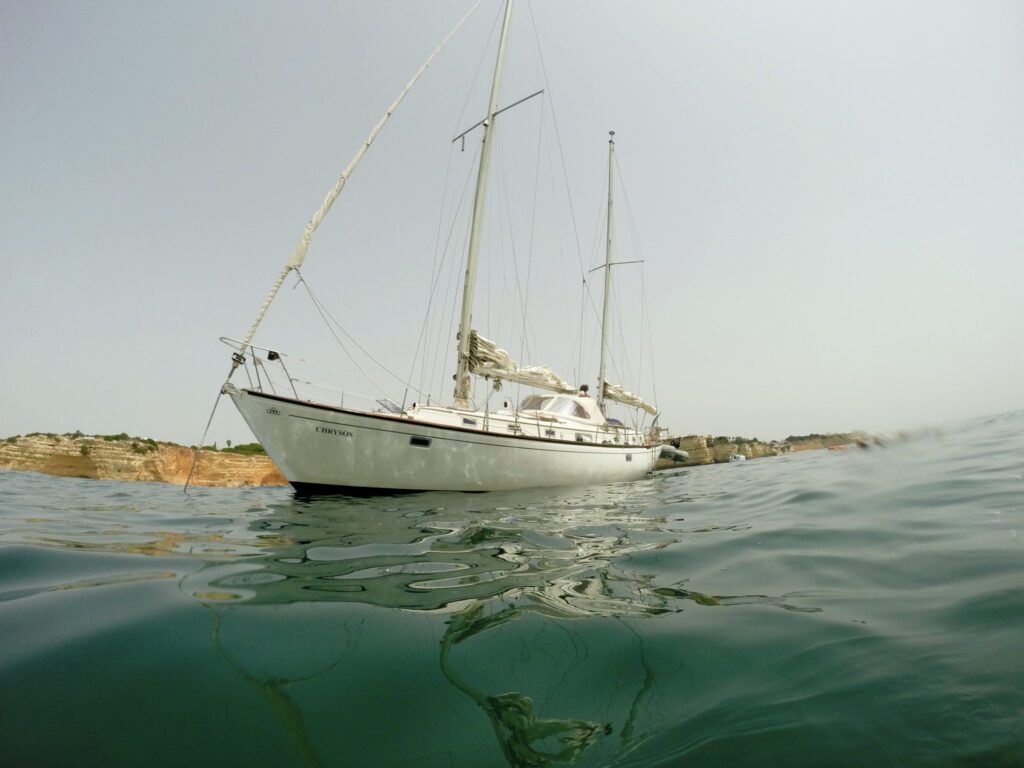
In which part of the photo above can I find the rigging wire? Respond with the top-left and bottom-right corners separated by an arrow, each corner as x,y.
525,2 -> 599,370
493,113 -> 541,367
415,141 -> 482,403
615,151 -> 660,407
416,140 -> 480,402
450,2 -> 506,140
481,93 -> 546,409
516,95 -> 547,405
410,145 -> 460,401
415,3 -> 505,405
184,375 -> 229,494
293,269 -> 428,399
579,168 -> 610,380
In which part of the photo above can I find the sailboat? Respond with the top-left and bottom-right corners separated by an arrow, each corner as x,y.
210,1 -> 683,494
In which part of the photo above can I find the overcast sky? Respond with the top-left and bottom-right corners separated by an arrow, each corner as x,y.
2,0 -> 1021,446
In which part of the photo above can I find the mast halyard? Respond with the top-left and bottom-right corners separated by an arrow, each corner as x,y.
597,130 -> 615,413
453,0 -> 515,409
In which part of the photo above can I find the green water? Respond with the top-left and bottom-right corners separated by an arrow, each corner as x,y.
1,411 -> 1021,766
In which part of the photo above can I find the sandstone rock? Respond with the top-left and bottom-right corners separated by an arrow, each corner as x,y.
0,435 -> 286,488
654,432 -> 857,470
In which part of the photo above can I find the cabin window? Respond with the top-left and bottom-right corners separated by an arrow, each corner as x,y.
519,395 -> 551,411
548,398 -> 574,416
544,397 -> 588,419
544,429 -> 556,438
462,417 -> 477,426
410,436 -> 431,448
520,395 -> 591,420
626,454 -> 633,462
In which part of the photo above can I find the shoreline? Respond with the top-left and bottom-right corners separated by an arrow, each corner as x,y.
0,430 -> 866,488
664,432 -> 864,468
0,433 -> 286,488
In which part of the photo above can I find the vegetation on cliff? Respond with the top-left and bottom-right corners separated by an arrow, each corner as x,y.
661,432 -> 861,469
6,431 -> 266,456
198,442 -> 267,455
0,433 -> 283,487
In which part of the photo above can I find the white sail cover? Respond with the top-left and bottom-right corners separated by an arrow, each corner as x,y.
469,332 -> 574,394
602,382 -> 658,416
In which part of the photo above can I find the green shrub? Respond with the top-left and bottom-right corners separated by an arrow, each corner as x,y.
222,443 -> 266,455
785,433 -> 827,443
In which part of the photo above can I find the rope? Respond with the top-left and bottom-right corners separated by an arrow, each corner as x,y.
184,366 -> 231,494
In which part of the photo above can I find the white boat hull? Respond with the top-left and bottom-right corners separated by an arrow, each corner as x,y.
230,389 -> 659,493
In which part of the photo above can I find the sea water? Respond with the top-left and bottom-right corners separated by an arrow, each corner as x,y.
1,410 -> 1021,767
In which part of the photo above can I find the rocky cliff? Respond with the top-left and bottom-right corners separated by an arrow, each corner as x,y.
675,435 -> 780,465
657,433 -> 859,469
0,435 -> 286,488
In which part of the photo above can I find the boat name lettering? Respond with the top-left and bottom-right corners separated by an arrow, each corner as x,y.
266,407 -> 281,416
316,426 -> 353,438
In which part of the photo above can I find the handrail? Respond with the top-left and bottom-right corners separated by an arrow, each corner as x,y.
219,337 -> 288,356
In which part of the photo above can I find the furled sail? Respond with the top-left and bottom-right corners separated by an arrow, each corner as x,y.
468,331 -> 574,394
602,382 -> 658,416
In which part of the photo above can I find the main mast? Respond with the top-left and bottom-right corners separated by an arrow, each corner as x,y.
597,130 -> 615,412
453,0 -> 515,408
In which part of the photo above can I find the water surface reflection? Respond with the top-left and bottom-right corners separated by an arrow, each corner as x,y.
178,478 -> 811,767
